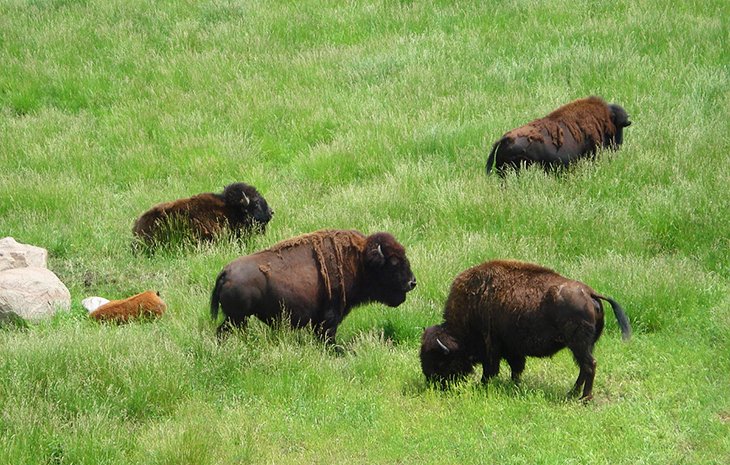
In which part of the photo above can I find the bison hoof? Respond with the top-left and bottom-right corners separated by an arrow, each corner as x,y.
328,344 -> 345,356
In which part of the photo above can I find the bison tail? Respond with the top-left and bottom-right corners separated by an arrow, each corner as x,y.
485,139 -> 503,175
595,294 -> 632,341
210,270 -> 226,321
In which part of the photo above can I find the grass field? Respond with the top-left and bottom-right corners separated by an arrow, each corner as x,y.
1,0 -> 729,463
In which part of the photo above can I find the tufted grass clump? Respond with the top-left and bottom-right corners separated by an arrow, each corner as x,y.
1,0 -> 729,464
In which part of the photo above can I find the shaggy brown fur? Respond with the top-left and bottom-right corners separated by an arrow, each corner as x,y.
510,96 -> 615,147
486,96 -> 631,175
420,260 -> 631,400
132,182 -> 272,249
89,290 -> 167,323
266,230 -> 364,311
210,229 -> 416,343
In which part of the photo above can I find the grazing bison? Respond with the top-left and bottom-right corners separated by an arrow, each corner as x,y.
210,229 -> 417,343
132,182 -> 272,249
485,96 -> 631,175
89,290 -> 166,323
420,260 -> 631,400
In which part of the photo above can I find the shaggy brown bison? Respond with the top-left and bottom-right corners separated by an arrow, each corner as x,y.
210,229 -> 417,343
485,96 -> 631,175
420,260 -> 631,400
89,290 -> 166,323
132,182 -> 272,248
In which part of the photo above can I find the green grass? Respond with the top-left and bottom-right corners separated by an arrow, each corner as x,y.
1,0 -> 729,463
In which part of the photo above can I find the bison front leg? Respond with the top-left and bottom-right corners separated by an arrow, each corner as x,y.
505,354 -> 526,383
315,324 -> 337,344
314,309 -> 344,347
480,350 -> 502,384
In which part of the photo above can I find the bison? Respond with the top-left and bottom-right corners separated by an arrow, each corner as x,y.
89,290 -> 166,323
485,96 -> 631,175
210,229 -> 417,343
132,182 -> 273,249
420,260 -> 631,401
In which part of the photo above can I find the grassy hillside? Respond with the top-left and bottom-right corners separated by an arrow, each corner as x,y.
1,0 -> 728,463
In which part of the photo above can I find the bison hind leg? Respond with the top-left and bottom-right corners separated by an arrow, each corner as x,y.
568,344 -> 597,401
216,314 -> 249,339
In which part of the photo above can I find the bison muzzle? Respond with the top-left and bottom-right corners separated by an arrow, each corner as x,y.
210,229 -> 417,344
420,260 -> 631,401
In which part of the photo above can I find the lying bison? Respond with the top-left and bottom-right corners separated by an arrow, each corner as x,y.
485,96 -> 631,175
89,290 -> 166,323
133,182 -> 272,249
211,229 -> 417,343
420,260 -> 631,400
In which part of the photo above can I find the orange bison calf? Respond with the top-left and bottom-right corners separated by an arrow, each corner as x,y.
420,260 -> 631,401
133,182 -> 273,249
486,96 -> 631,175
89,290 -> 167,323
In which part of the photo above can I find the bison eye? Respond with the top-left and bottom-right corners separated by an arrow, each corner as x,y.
388,257 -> 399,267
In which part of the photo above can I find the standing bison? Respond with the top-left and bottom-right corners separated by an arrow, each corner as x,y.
420,260 -> 631,400
132,182 -> 272,249
485,96 -> 631,175
210,229 -> 417,343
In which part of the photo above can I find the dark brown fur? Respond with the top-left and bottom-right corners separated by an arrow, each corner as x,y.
420,260 -> 631,400
486,96 -> 631,175
90,290 -> 167,323
132,182 -> 272,249
210,229 -> 417,343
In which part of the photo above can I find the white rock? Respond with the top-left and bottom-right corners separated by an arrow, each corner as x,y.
0,237 -> 48,271
0,267 -> 71,322
81,296 -> 110,313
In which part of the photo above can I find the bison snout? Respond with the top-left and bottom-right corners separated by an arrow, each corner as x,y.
407,277 -> 417,291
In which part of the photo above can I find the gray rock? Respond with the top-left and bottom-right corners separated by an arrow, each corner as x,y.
0,237 -> 48,272
0,267 -> 71,322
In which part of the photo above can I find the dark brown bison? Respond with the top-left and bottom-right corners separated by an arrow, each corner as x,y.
210,229 -> 417,343
420,260 -> 631,401
132,182 -> 272,248
485,96 -> 631,175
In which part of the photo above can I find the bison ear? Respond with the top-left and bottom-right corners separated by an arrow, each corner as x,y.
365,242 -> 386,267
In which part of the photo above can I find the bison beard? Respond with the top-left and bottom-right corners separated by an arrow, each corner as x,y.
210,229 -> 417,344
420,260 -> 631,401
485,96 -> 631,175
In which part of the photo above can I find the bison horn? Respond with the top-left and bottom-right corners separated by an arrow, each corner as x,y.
240,192 -> 250,206
436,338 -> 450,355
376,244 -> 384,259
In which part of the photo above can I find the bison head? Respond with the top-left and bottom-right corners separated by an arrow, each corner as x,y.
223,182 -> 274,231
248,195 -> 273,230
364,232 -> 416,307
608,104 -> 631,147
420,325 -> 473,385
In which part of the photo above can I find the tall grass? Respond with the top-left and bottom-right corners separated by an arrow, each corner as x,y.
1,0 -> 728,463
